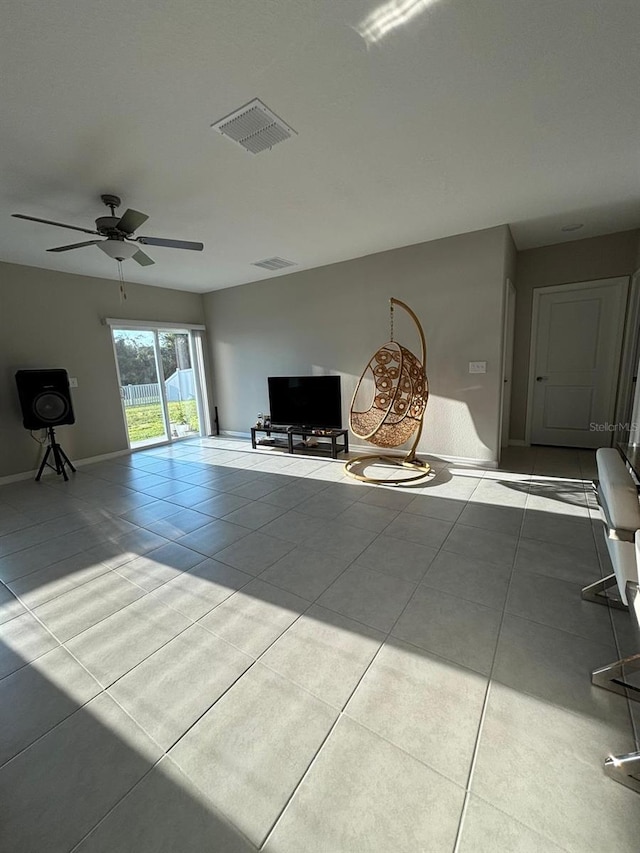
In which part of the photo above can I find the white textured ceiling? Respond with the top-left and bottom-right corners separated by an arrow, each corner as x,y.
1,0 -> 639,293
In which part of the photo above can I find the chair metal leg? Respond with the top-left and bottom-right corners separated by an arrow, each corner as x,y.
598,581 -> 640,793
591,653 -> 640,701
592,582 -> 640,700
604,751 -> 640,794
581,573 -> 628,611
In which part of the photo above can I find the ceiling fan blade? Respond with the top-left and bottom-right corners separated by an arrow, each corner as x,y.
46,240 -> 102,253
117,208 -> 149,234
137,236 -> 204,251
12,213 -> 100,236
132,249 -> 155,266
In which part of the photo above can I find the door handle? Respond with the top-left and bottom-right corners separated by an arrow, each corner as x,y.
536,376 -> 548,382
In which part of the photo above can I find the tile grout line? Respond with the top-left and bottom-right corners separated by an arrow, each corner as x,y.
451,466 -> 535,853
0,520 -> 175,586
1,558 -> 120,626
470,789 -> 574,853
257,712 -> 342,851
78,549 -> 364,849
66,661 -> 263,853
66,755 -> 169,853
104,500 -> 378,753
455,450 -> 617,853
6,503 -> 268,623
257,476 -> 504,850
2,521 -> 274,765
0,595 -> 175,771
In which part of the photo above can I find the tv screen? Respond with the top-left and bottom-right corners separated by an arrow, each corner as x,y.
268,376 -> 342,429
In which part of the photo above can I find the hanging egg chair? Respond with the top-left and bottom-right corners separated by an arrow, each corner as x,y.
345,298 -> 431,484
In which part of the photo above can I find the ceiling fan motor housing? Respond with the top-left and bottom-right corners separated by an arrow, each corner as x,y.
95,216 -> 122,235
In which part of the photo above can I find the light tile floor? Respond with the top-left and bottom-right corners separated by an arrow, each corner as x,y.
0,439 -> 638,852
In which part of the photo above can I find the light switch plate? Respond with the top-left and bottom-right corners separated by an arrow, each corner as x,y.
69,377 -> 78,388
469,362 -> 487,374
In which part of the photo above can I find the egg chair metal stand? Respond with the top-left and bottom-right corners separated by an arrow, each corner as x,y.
344,297 -> 431,485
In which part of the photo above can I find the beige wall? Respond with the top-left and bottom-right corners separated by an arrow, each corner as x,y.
204,226 -> 511,464
0,262 -> 205,478
509,229 -> 640,441
8,224 -> 633,477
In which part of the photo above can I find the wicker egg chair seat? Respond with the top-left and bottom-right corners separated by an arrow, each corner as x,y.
345,298 -> 430,484
350,341 -> 428,449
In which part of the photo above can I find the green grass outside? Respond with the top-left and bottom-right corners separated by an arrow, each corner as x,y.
125,400 -> 199,442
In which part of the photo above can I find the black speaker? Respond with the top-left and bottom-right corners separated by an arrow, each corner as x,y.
15,369 -> 75,430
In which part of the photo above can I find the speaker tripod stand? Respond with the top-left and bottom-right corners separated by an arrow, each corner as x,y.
36,426 -> 76,482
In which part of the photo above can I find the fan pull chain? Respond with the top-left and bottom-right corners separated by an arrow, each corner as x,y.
390,300 -> 394,342
117,260 -> 127,302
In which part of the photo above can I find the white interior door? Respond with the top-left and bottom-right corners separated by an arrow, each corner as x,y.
528,277 -> 628,448
500,279 -> 516,448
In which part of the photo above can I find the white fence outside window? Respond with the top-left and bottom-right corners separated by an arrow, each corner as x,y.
121,369 -> 195,407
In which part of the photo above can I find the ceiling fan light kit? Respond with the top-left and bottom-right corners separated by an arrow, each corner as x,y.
97,239 -> 139,261
12,193 -> 204,267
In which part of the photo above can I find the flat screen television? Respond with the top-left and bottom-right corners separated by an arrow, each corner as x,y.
268,376 -> 342,430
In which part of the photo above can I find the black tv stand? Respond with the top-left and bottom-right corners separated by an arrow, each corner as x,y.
251,425 -> 349,460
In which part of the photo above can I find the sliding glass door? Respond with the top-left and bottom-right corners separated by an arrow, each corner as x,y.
113,329 -> 168,448
158,331 -> 201,439
112,326 -> 207,448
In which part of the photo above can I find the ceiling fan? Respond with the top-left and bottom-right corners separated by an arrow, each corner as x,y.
12,194 -> 204,266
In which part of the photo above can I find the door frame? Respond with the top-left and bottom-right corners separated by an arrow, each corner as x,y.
186,332 -> 211,437
108,322 -> 209,449
152,329 -> 172,442
524,277 -> 629,447
613,269 -> 640,444
499,278 -> 516,450
110,331 -> 133,447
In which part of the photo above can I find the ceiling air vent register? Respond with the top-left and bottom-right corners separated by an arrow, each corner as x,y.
211,98 -> 297,154
252,257 -> 297,271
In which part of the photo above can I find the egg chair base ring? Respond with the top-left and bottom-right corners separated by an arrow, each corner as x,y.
344,298 -> 431,485
344,453 -> 431,485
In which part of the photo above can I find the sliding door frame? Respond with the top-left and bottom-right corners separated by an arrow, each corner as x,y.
107,319 -> 209,449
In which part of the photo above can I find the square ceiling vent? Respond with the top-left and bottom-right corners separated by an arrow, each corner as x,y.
211,98 -> 297,154
252,257 -> 297,271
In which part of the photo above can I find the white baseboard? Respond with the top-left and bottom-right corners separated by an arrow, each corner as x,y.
435,454 -> 499,469
1,434 -> 502,485
0,448 -> 132,486
76,449 -> 132,467
335,439 -> 499,469
216,431 -> 501,468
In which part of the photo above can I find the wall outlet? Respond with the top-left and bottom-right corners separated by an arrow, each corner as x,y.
69,377 -> 78,388
469,361 -> 487,374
